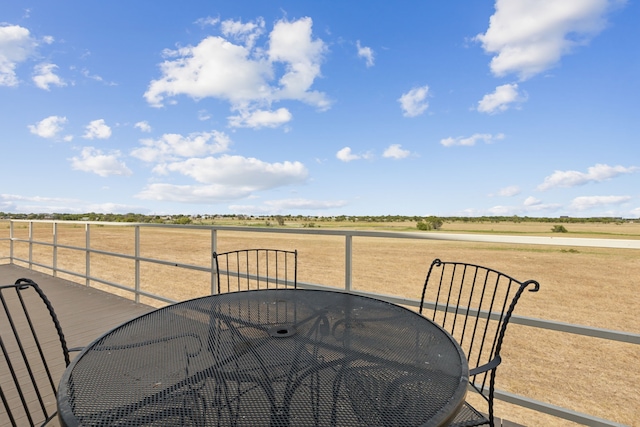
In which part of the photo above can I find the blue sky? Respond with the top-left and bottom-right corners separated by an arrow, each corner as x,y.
1,0 -> 638,217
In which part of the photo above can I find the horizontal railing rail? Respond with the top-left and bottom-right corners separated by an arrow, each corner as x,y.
1,219 -> 636,426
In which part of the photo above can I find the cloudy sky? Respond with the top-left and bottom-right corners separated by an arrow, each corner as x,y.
1,0 -> 638,217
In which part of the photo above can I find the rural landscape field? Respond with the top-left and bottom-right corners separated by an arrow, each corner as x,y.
1,218 -> 638,426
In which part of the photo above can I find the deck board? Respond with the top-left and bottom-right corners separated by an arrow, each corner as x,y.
0,264 -> 154,426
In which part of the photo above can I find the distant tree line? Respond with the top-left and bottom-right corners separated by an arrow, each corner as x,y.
0,212 -> 194,224
0,212 -> 633,225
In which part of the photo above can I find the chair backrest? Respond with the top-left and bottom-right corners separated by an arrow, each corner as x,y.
419,259 -> 539,398
0,278 -> 71,427
213,249 -> 298,293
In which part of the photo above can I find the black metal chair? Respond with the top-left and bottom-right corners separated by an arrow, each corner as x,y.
419,259 -> 539,427
0,278 -> 76,426
213,249 -> 298,294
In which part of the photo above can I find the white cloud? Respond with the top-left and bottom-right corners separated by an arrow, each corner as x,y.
537,164 -> 638,191
145,34 -> 270,107
1,194 -> 146,214
134,121 -> 152,132
487,205 -> 515,215
144,17 -> 329,129
131,131 -> 231,163
523,196 -> 542,206
195,16 -> 220,27
28,115 -> 67,139
265,198 -> 348,210
570,195 -> 632,211
475,0 -> 618,80
228,107 -> 292,128
398,85 -> 429,117
477,84 -> 525,114
85,202 -> 150,215
221,17 -> 265,49
198,110 -> 211,121
356,40 -> 375,67
70,147 -> 132,177
32,62 -> 65,90
221,19 -> 263,38
440,133 -> 504,147
0,199 -> 15,212
336,147 -> 372,162
0,193 -> 79,214
488,198 -> 561,215
336,147 -> 358,162
0,24 -> 37,86
1,193 -> 71,203
495,185 -> 521,197
81,68 -> 116,86
136,155 -> 308,202
161,155 -> 307,185
230,198 -> 348,214
268,17 -> 329,105
383,144 -> 410,159
136,183 -> 250,203
83,119 -> 112,139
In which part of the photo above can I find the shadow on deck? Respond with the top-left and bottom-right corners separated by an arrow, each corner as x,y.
0,264 -> 154,426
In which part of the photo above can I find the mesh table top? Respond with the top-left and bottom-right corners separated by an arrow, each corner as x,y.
58,289 -> 468,427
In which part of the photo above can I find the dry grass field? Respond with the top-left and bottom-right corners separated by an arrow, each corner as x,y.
1,219 -> 639,426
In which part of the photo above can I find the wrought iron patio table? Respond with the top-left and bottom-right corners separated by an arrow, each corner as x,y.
57,289 -> 468,426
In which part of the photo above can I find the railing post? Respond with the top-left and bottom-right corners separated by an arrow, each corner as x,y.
53,222 -> 58,277
28,221 -> 33,269
85,223 -> 90,287
135,226 -> 140,304
211,228 -> 217,295
9,220 -> 14,264
345,234 -> 352,292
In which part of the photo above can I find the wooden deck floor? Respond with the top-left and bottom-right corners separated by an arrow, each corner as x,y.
0,264 -> 154,426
